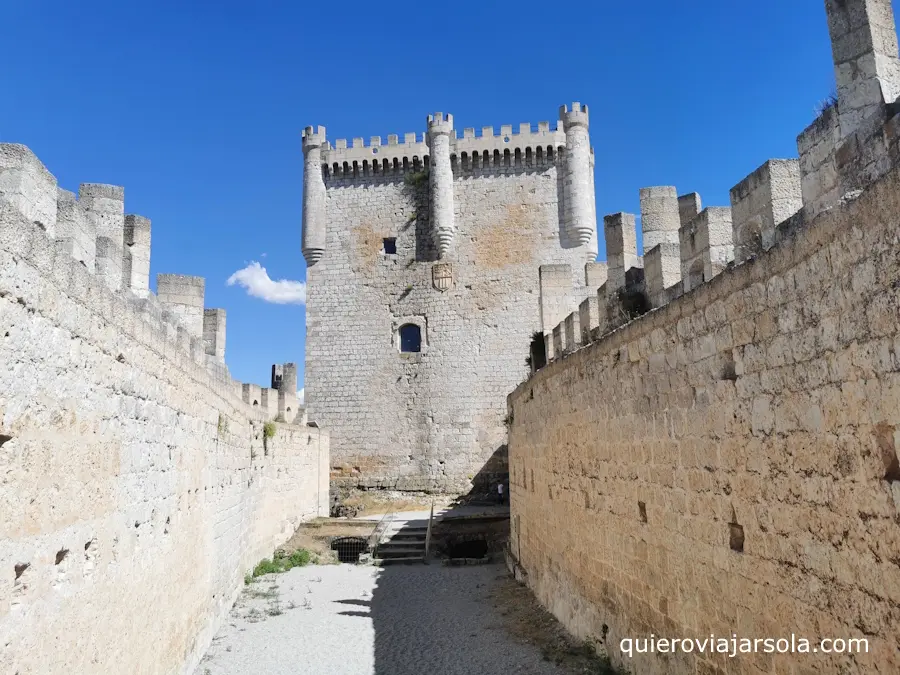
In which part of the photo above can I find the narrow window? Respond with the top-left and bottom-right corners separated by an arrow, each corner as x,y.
383,238 -> 397,255
399,324 -> 421,353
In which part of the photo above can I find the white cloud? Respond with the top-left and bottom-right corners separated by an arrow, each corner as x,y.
226,262 -> 306,305
297,388 -> 305,405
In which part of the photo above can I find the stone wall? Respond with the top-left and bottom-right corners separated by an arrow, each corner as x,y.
306,126 -> 597,493
507,165 -> 900,675
0,160 -> 329,675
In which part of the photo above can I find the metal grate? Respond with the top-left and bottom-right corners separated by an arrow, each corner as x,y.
330,536 -> 369,563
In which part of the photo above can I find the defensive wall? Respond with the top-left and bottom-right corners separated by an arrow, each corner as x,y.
0,145 -> 329,675
509,1 -> 900,673
302,105 -> 602,494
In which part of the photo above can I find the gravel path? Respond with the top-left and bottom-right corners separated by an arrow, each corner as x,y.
199,563 -> 571,675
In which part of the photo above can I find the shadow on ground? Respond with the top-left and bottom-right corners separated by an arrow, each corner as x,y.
334,562 -> 569,675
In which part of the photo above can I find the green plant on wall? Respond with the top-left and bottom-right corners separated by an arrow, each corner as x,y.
403,169 -> 429,188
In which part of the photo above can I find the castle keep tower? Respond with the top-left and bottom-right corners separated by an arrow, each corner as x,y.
302,105 -> 599,493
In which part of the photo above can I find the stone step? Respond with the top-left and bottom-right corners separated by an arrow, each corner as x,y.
377,544 -> 426,556
385,532 -> 427,541
386,525 -> 428,533
376,556 -> 425,565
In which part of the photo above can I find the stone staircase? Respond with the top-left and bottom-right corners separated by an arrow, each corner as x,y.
374,518 -> 429,564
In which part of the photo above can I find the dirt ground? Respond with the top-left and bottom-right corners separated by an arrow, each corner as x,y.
488,573 -> 620,674
280,518 -> 377,563
201,563 -> 619,675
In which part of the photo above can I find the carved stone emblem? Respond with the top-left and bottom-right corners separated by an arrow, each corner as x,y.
432,262 -> 453,292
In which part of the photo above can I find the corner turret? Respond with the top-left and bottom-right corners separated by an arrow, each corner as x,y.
301,125 -> 327,266
559,103 -> 596,254
426,112 -> 455,257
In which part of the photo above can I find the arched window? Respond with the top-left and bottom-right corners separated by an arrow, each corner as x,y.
399,324 -> 421,353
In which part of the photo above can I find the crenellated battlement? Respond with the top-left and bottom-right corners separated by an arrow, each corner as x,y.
301,125 -> 327,152
427,112 -> 454,136
323,131 -> 429,179
318,112 -> 569,181
0,142 -> 312,430
0,142 -> 262,400
559,102 -> 589,128
450,120 -> 566,172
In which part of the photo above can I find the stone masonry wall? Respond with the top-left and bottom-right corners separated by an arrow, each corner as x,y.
507,165 -> 900,675
0,188 -> 329,674
307,156 -> 592,493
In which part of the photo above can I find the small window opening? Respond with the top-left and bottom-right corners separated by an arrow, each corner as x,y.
383,238 -> 397,255
399,324 -> 421,353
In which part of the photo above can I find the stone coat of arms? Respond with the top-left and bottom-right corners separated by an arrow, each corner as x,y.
432,263 -> 453,292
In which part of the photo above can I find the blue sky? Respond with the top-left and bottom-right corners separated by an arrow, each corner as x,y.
1,1 -> 856,391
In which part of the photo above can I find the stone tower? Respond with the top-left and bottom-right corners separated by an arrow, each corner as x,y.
301,125 -> 327,265
559,103 -> 594,251
302,105 -> 600,493
426,113 -> 455,257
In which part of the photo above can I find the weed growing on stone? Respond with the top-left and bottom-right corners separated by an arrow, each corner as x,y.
403,170 -> 429,188
250,548 -> 313,578
263,421 -> 276,438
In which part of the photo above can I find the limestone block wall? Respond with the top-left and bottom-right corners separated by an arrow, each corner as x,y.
306,127 -> 594,492
0,155 -> 329,675
729,159 -> 802,264
679,207 -> 734,293
56,188 -> 96,270
157,273 -> 205,339
80,183 -> 125,292
202,308 -> 226,362
124,214 -> 151,295
799,0 -> 900,220
507,165 -> 900,675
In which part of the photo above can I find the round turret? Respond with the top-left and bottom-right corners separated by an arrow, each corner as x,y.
559,103 -> 595,249
426,113 -> 455,258
302,125 -> 328,266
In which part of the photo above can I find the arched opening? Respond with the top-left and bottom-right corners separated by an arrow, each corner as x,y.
399,324 -> 422,353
